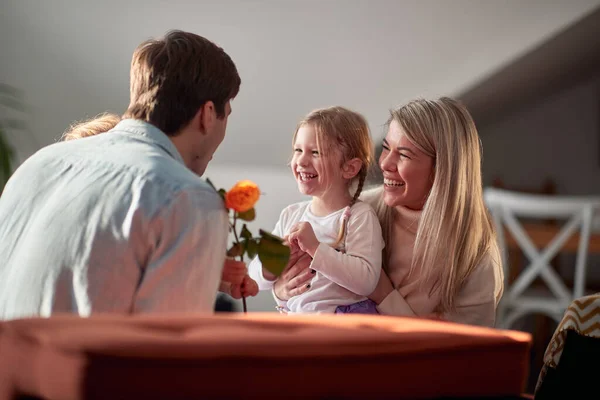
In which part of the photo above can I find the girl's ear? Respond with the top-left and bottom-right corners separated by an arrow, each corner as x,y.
342,158 -> 362,180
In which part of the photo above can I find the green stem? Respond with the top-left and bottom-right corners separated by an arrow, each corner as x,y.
232,213 -> 247,313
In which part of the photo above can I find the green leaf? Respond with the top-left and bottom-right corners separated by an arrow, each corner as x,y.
245,238 -> 259,259
226,242 -> 244,258
0,83 -> 23,99
0,119 -> 27,131
0,128 -> 14,194
237,208 -> 255,222
240,224 -> 252,240
258,235 -> 290,277
0,84 -> 27,112
258,229 -> 285,244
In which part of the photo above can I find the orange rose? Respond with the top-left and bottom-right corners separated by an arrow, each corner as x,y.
225,180 -> 260,213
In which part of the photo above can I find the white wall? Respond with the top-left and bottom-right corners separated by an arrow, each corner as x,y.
205,163 -> 309,311
481,74 -> 600,195
2,0 -> 600,170
480,74 -> 600,283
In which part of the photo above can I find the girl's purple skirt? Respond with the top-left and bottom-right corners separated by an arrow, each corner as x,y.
335,299 -> 379,315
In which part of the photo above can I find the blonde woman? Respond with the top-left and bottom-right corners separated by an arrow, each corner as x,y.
61,113 -> 121,141
272,97 -> 503,327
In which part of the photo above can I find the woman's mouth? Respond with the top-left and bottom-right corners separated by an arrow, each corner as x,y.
384,178 -> 405,187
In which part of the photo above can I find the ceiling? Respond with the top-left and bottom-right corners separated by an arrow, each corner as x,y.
458,6 -> 600,128
2,0 -> 600,168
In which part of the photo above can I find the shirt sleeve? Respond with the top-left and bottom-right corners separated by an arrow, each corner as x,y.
132,187 -> 228,313
310,206 -> 383,296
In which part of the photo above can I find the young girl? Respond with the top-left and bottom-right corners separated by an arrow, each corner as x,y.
248,106 -> 384,314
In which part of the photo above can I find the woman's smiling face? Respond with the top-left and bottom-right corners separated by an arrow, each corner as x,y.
379,119 -> 435,210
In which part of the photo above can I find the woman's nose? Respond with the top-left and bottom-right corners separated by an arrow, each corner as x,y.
380,151 -> 397,172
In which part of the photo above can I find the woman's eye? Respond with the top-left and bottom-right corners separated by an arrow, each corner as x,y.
294,148 -> 302,153
312,150 -> 319,156
381,144 -> 390,151
399,153 -> 411,160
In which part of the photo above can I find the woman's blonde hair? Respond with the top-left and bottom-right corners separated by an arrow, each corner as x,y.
365,97 -> 501,314
293,106 -> 374,246
61,113 -> 121,141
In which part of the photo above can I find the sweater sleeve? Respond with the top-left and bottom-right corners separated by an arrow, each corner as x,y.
444,246 -> 504,327
310,205 -> 384,296
377,290 -> 416,316
377,245 -> 504,325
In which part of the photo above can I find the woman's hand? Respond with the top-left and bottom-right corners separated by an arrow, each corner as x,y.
273,251 -> 314,301
368,270 -> 395,305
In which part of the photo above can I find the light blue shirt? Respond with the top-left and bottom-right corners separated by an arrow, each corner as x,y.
0,119 -> 228,320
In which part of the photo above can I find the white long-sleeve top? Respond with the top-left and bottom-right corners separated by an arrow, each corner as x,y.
248,201 -> 384,313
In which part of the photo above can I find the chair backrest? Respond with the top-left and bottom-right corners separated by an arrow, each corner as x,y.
484,188 -> 600,307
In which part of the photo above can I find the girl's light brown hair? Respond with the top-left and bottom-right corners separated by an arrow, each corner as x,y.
61,113 -> 121,141
292,106 -> 374,247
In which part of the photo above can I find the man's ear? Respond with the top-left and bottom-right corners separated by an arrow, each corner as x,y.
342,158 -> 362,180
198,101 -> 216,135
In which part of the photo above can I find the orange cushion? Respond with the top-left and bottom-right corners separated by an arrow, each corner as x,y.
0,313 -> 531,399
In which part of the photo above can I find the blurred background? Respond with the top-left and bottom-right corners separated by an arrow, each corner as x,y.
2,0 -> 600,393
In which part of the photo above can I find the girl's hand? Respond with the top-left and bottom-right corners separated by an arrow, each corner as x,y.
273,252 -> 314,301
286,222 -> 320,257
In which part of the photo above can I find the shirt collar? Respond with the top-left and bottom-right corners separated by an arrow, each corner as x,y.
113,119 -> 185,165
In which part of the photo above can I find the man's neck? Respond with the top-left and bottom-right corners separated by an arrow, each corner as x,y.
169,131 -> 194,168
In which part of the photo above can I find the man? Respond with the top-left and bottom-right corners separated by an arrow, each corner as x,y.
0,30 -> 252,319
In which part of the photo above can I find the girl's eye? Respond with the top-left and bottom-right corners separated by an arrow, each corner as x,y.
399,153 -> 411,160
312,150 -> 319,156
294,148 -> 302,153
381,144 -> 390,151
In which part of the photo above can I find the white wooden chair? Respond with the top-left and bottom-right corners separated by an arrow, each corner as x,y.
483,187 -> 600,329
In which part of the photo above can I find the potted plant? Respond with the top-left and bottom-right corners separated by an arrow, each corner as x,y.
0,84 -> 28,195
